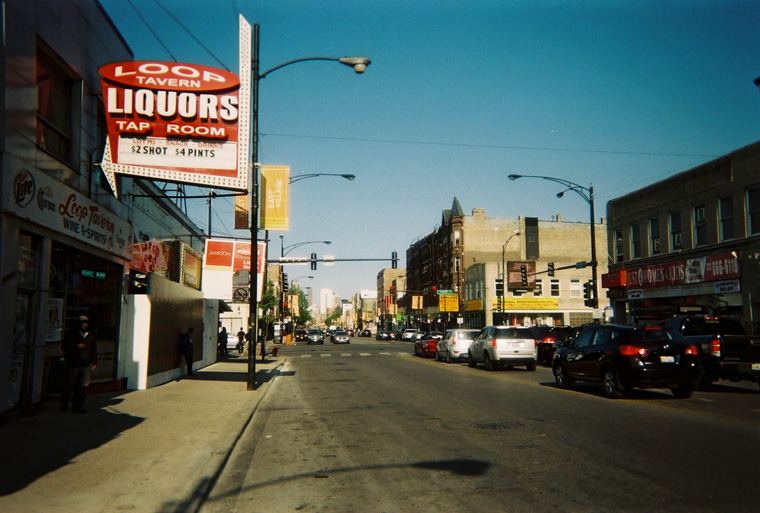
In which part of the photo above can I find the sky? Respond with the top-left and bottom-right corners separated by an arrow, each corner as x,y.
99,0 -> 760,304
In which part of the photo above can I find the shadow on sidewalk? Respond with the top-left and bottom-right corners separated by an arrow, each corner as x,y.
0,394 -> 143,496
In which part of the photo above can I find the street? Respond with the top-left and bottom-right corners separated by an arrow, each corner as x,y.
202,336 -> 760,513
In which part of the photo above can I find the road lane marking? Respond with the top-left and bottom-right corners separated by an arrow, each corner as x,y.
320,354 -> 332,357
359,353 -> 371,356
300,354 -> 312,358
341,353 -> 352,356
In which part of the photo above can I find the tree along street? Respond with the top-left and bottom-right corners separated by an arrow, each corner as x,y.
203,338 -> 760,513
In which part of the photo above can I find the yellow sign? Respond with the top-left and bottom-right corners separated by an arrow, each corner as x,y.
493,297 -> 559,310
260,165 -> 290,230
466,299 -> 484,312
439,293 -> 459,312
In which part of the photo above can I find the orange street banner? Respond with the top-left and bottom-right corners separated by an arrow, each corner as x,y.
260,165 -> 289,230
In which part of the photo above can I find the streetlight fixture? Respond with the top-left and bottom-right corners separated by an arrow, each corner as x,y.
247,23 -> 370,389
500,230 -> 521,317
280,236 -> 332,257
508,173 -> 598,309
289,173 -> 355,184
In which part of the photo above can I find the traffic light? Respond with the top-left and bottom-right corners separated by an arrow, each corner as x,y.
520,265 -> 528,286
583,280 -> 594,307
310,252 -> 317,270
547,262 -> 555,277
495,278 -> 504,297
391,251 -> 398,269
282,273 -> 288,295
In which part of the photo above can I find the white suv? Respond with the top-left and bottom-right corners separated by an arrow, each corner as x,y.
436,329 -> 479,363
401,329 -> 418,341
468,326 -> 537,371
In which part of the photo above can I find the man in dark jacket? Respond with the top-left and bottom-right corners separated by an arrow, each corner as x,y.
181,327 -> 195,376
60,315 -> 97,414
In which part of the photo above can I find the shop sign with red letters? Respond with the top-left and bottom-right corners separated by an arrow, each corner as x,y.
99,61 -> 249,195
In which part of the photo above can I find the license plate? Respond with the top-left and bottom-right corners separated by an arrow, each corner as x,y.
752,363 -> 760,371
660,356 -> 675,363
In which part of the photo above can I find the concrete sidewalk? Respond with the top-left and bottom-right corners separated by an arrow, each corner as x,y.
0,352 -> 284,513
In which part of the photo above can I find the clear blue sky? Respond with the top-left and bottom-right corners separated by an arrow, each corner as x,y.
100,0 -> 760,302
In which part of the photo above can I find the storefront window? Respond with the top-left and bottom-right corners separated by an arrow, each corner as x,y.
719,196 -> 734,241
49,242 -> 122,384
649,218 -> 660,255
670,212 -> 682,251
693,205 -> 707,246
36,44 -> 74,164
748,187 -> 760,235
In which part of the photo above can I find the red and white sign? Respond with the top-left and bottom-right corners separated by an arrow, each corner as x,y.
202,238 -> 265,302
98,17 -> 252,196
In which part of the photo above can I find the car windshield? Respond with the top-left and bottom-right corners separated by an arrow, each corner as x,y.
495,327 -> 534,338
455,331 -> 478,340
335,331 -> 347,336
308,330 -> 320,335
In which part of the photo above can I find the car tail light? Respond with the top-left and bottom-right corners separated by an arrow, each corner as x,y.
492,338 -> 498,349
533,339 -> 538,349
620,345 -> 648,357
685,345 -> 699,356
710,338 -> 721,357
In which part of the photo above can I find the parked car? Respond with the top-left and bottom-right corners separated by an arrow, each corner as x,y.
468,326 -> 538,371
359,329 -> 372,337
401,329 -> 418,341
306,329 -> 325,345
530,325 -> 571,364
376,330 -> 392,341
331,330 -> 351,344
414,332 -> 444,357
295,329 -> 308,342
436,329 -> 480,363
657,315 -> 760,389
226,333 -> 243,353
552,324 -> 701,399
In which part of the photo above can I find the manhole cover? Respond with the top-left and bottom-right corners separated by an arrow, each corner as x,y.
471,421 -> 524,430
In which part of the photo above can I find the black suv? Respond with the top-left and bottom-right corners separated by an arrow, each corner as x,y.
552,324 -> 701,399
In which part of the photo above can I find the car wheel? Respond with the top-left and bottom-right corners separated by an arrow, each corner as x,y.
526,361 -> 537,372
671,385 -> 695,399
602,367 -> 624,399
446,351 -> 453,364
553,363 -> 572,389
467,352 -> 476,368
484,353 -> 495,371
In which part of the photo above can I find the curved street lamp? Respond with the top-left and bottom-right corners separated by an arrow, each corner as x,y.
500,230 -> 521,315
247,23 -> 370,388
508,173 -> 598,309
289,173 -> 355,184
280,236 -> 331,257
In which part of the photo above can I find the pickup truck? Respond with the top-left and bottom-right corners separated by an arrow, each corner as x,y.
658,316 -> 760,389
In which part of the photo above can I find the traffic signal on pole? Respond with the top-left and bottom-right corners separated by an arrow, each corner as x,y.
391,251 -> 398,269
310,252 -> 317,270
520,265 -> 528,286
583,280 -> 594,307
495,278 -> 504,297
282,273 -> 288,295
547,262 -> 555,277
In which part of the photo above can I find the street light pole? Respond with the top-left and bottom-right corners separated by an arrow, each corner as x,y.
500,230 -> 520,321
508,174 -> 598,310
247,23 -> 370,390
280,236 -> 332,257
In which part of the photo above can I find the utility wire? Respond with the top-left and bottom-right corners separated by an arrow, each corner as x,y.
262,132 -> 717,159
126,0 -> 177,61
153,0 -> 231,71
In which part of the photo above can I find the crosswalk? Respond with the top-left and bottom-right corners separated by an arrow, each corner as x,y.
297,351 -> 412,358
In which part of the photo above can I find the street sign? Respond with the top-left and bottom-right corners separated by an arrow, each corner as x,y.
232,287 -> 249,303
436,289 -> 453,295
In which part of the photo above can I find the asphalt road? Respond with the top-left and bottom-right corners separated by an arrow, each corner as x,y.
203,337 -> 760,513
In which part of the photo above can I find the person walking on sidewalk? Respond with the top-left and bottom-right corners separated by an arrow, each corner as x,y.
181,327 -> 195,376
60,315 -> 97,414
217,326 -> 228,356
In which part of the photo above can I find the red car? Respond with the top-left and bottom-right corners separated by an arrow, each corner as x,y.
414,332 -> 444,357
